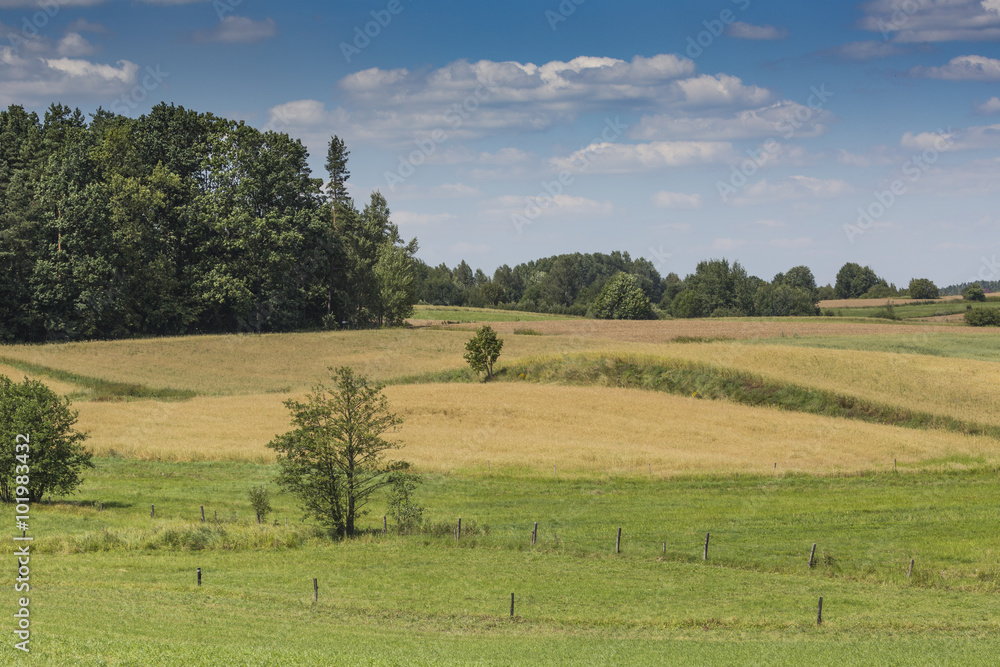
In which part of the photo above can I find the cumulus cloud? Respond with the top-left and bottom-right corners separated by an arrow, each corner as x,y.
726,22 -> 788,40
652,191 -> 703,209
976,96 -> 1000,113
901,124 -> 1000,151
481,193 -> 613,220
858,0 -> 1000,42
910,55 -> 1000,81
57,32 -> 98,57
630,100 -> 831,141
194,16 -> 277,44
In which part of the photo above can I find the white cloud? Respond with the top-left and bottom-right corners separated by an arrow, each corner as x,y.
194,16 -> 277,44
312,54 -> 776,145
712,238 -> 746,251
652,191 -> 703,209
910,55 -> 1000,81
859,0 -> 1000,42
550,141 -> 736,173
482,194 -> 613,220
836,146 -> 899,167
976,96 -> 1000,114
57,32 -> 98,57
433,183 -> 481,198
901,124 -> 1000,151
731,175 -> 854,205
726,22 -> 788,40
66,19 -> 108,34
631,100 -> 831,141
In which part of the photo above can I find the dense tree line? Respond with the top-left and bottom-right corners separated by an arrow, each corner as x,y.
0,103 -> 417,343
419,254 -> 954,319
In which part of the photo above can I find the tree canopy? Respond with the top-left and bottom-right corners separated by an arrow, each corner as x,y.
0,103 -> 417,342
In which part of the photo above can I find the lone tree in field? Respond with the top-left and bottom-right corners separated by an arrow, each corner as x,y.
0,375 -> 93,503
464,325 -> 503,380
908,278 -> 939,300
590,272 -> 654,320
267,367 -> 407,537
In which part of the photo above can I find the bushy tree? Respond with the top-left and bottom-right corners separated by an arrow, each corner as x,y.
964,284 -> 986,302
671,290 -> 705,318
268,367 -> 407,537
835,263 -> 882,299
754,284 -> 820,317
0,375 -> 93,502
386,472 -> 423,533
908,278 -> 939,300
464,325 -> 503,380
247,485 -> 272,524
590,273 -> 654,320
965,307 -> 1000,326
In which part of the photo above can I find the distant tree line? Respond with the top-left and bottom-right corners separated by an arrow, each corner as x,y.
0,103 -> 417,343
416,255 -> 956,319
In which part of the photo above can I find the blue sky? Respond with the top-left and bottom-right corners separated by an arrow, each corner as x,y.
2,0 -> 999,287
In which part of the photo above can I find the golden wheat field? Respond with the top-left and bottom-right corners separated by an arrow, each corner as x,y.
74,383 -> 1000,475
5,317 -> 1000,475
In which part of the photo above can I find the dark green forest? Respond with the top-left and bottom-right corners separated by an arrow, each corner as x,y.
0,103 -> 417,343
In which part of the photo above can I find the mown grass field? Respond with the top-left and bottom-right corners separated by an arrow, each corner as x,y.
7,461 -> 1000,664
3,306 -> 1000,664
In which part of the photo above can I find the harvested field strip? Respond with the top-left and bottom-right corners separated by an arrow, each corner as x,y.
464,354 -> 1000,441
0,356 -> 196,401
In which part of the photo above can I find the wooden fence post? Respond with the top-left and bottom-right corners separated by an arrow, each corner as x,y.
907,558 -> 914,579
457,517 -> 462,540
817,597 -> 823,625
531,522 -> 537,546
314,578 -> 318,603
201,505 -> 205,523
809,543 -> 817,568
510,593 -> 515,617
383,515 -> 388,536
703,532 -> 710,561
151,504 -> 154,518
616,527 -> 622,554
197,568 -> 202,586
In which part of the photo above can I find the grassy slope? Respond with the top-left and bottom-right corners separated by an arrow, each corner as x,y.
9,460 -> 1000,664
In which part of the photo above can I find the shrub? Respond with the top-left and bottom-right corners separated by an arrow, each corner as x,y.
671,291 -> 705,318
248,485 -> 273,524
964,284 -> 987,302
908,278 -> 939,300
965,308 -> 1000,326
590,273 -> 654,320
387,473 -> 423,533
464,325 -> 504,380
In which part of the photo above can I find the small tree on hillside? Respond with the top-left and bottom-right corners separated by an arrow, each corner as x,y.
0,375 -> 93,503
267,367 -> 407,537
464,325 -> 503,380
